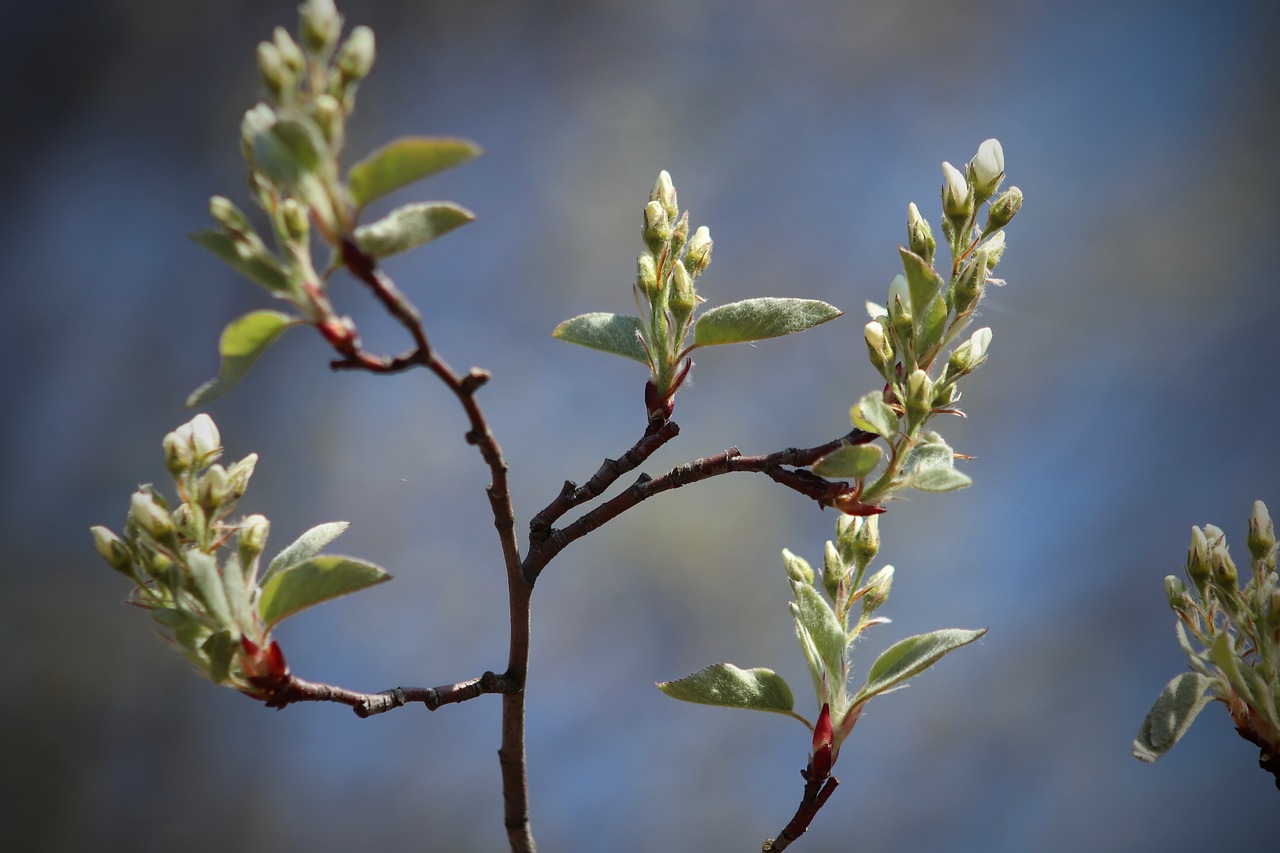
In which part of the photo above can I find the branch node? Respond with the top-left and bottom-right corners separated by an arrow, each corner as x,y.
461,368 -> 492,393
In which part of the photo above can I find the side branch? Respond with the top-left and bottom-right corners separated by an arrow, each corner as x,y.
763,773 -> 841,852
523,429 -> 871,583
254,671 -> 517,716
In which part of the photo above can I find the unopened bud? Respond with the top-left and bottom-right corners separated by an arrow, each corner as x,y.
684,225 -> 713,276
941,161 -> 973,220
1247,500 -> 1275,563
905,368 -> 934,426
281,198 -> 310,241
186,414 -> 221,462
860,565 -> 894,614
239,514 -> 271,557
199,464 -> 231,510
1210,542 -> 1237,590
299,0 -> 343,56
163,431 -> 194,476
669,211 -> 689,259
822,540 -> 845,600
982,230 -> 1006,269
853,514 -> 879,569
130,491 -> 175,541
91,526 -> 133,574
906,202 -> 936,266
651,170 -> 678,221
886,274 -> 912,348
273,27 -> 306,74
336,25 -> 376,81
209,196 -> 251,235
1164,575 -> 1188,611
864,320 -> 893,372
782,548 -> 815,586
668,261 -> 696,321
636,252 -> 658,297
312,93 -> 343,142
952,247 -> 989,316
985,186 -> 1023,232
643,200 -> 671,253
968,138 -> 1004,202
257,41 -> 289,99
1187,526 -> 1212,589
947,327 -> 992,377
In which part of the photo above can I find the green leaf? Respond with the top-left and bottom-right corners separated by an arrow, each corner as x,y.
693,298 -> 842,347
657,663 -> 795,715
899,248 -> 944,318
1210,632 -> 1258,706
348,137 -> 482,209
790,582 -> 846,685
354,202 -> 476,257
854,627 -> 986,704
202,630 -> 238,685
903,437 -> 972,492
917,293 -> 949,354
185,550 -> 231,628
249,115 -> 327,190
265,521 -> 351,583
813,442 -> 883,479
258,555 -> 391,629
190,230 -> 292,294
551,313 -> 650,364
850,392 -> 898,439
1133,672 -> 1217,762
186,311 -> 297,408
911,466 -> 973,492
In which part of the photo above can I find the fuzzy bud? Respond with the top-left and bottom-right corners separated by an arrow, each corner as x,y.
969,138 -> 1004,202
636,252 -> 658,298
299,0 -> 343,56
1187,526 -> 1212,590
130,491 -> 175,542
91,526 -> 133,574
982,230 -> 1006,269
1247,500 -> 1275,563
941,161 -> 973,220
905,368 -> 934,427
952,247 -> 989,316
643,200 -> 671,253
860,565 -> 894,614
906,202 -> 936,266
684,225 -> 713,276
336,25 -> 376,81
239,514 -> 271,557
852,514 -> 879,569
651,170 -> 678,221
782,548 -> 815,586
985,186 -> 1023,232
273,27 -> 306,74
864,320 -> 893,372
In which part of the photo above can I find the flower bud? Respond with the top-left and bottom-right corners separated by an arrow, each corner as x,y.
952,247 -> 989,316
1187,526 -> 1212,589
668,261 -> 696,324
864,320 -> 893,372
130,490 -> 175,541
1164,575 -> 1188,611
886,274 -> 912,348
239,514 -> 271,557
163,430 -> 194,476
91,526 -> 134,574
1210,542 -> 1237,590
643,200 -> 671,253
312,92 -> 343,142
906,202 -> 935,266
984,186 -> 1023,232
256,41 -> 289,99
299,0 -> 343,56
668,211 -> 690,259
273,27 -> 306,74
199,464 -> 231,511
941,161 -> 973,220
822,540 -> 846,600
981,230 -> 1006,269
860,565 -> 894,614
852,514 -> 879,569
684,226 -> 713,276
905,368 -> 934,426
636,252 -> 658,298
969,138 -> 1004,202
1247,500 -> 1275,563
187,414 -> 221,462
282,198 -> 310,242
947,327 -> 992,377
651,170 -> 678,221
782,548 -> 815,586
209,196 -> 251,235
336,25 -> 376,81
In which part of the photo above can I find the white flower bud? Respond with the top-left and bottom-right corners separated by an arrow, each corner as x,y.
941,161 -> 973,219
643,200 -> 671,252
651,170 -> 678,220
684,225 -> 713,276
336,25 -> 376,81
239,514 -> 271,556
864,320 -> 893,371
906,202 -> 935,264
299,0 -> 343,56
1248,500 -> 1275,563
130,491 -> 175,541
982,230 -> 1006,269
860,565 -> 894,613
91,525 -> 133,573
187,414 -> 221,462
969,138 -> 1004,200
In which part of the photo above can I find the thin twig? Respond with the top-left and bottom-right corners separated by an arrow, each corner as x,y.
259,671 -> 517,715
763,772 -> 841,852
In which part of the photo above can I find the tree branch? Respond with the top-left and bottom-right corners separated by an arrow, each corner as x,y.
762,771 -> 840,852
523,429 -> 871,584
254,671 -> 517,716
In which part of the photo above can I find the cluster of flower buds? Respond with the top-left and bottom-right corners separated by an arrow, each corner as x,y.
636,170 -> 714,419
1156,501 -> 1280,760
91,415 -> 275,689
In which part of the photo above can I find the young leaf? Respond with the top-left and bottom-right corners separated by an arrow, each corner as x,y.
190,230 -> 292,294
258,555 -> 391,629
850,392 -> 898,439
911,467 -> 973,492
1133,672 -> 1217,762
202,629 -> 238,685
693,298 -> 842,347
899,248 -> 944,317
354,202 -> 475,257
551,313 -> 650,364
265,521 -> 351,583
853,627 -> 986,704
657,663 -> 795,715
186,311 -> 297,407
347,137 -> 482,209
790,582 -> 846,684
249,115 -> 327,190
185,550 -> 232,627
903,437 -> 972,492
813,442 -> 883,479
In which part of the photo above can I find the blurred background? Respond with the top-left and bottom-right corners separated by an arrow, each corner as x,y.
3,0 -> 1278,850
